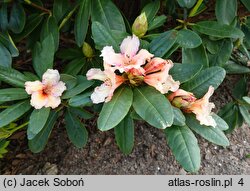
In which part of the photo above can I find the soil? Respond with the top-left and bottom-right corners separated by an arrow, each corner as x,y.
0,76 -> 250,175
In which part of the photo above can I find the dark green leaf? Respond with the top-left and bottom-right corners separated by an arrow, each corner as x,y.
68,91 -> 92,107
182,45 -> 208,68
215,0 -> 237,25
27,108 -> 50,140
8,2 -> 26,34
91,21 -> 119,51
28,111 -> 58,153
0,100 -> 31,128
212,113 -> 229,130
149,30 -> 178,57
63,58 -> 86,75
209,39 -> 233,67
181,66 -> 226,98
240,0 -> 250,11
74,0 -> 91,47
243,96 -> 250,104
133,86 -> 173,129
60,74 -> 77,90
177,0 -> 196,8
62,76 -> 93,99
176,29 -> 202,48
40,16 -> 59,50
0,43 -> 12,67
68,107 -> 94,120
148,15 -> 167,31
186,114 -> 229,146
0,88 -> 29,102
0,4 -> 8,31
173,107 -> 185,126
0,32 -> 19,57
53,0 -> 71,23
165,125 -> 200,172
0,66 -> 30,87
98,86 -> 133,131
56,47 -> 83,60
192,21 -> 244,39
224,61 -> 250,74
32,34 -> 55,78
65,109 -> 88,148
141,0 -> 160,23
114,114 -> 134,154
232,77 -> 247,99
91,0 -> 125,32
170,63 -> 202,83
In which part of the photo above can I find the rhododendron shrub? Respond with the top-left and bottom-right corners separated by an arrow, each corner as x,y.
0,0 -> 250,172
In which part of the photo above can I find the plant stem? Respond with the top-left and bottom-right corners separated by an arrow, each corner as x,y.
59,5 -> 78,30
23,0 -> 52,15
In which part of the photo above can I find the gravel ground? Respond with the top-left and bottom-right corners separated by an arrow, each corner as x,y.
0,76 -> 249,175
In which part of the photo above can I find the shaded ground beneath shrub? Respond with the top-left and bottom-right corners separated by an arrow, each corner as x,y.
0,76 -> 250,175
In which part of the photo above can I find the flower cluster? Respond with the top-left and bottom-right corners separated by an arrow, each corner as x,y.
168,86 -> 216,127
86,35 -> 180,103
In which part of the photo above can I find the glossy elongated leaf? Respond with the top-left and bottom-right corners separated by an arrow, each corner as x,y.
192,21 -> 244,39
170,63 -> 202,83
133,86 -> 173,129
186,114 -> 230,146
0,4 -> 8,31
63,58 -> 86,76
232,77 -> 247,99
149,30 -> 178,57
60,74 -> 77,90
181,66 -> 226,98
62,76 -> 93,99
53,0 -> 71,23
8,2 -> 26,34
28,111 -> 58,153
176,29 -> 202,48
65,109 -> 88,148
14,13 -> 44,42
91,0 -> 125,32
114,114 -> 134,154
0,32 -> 19,57
182,45 -> 208,68
56,47 -> 83,60
0,88 -> 29,102
0,100 -> 31,128
40,16 -> 59,50
0,66 -> 30,87
243,96 -> 250,104
27,108 -> 50,140
68,107 -> 94,120
68,92 -> 92,107
215,0 -> 237,25
239,105 -> 250,126
91,22 -> 119,51
32,34 -> 55,77
212,114 -> 229,130
165,125 -> 200,172
209,39 -> 233,67
148,15 -> 167,31
240,0 -> 250,11
177,0 -> 196,8
98,86 -> 133,131
224,61 -> 250,74
0,43 -> 11,67
74,0 -> 91,47
173,107 -> 185,126
141,0 -> 160,23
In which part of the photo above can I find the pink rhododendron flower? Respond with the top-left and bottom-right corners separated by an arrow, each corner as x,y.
187,86 -> 216,127
144,58 -> 180,94
86,67 -> 125,104
100,35 -> 153,73
168,86 -> 216,127
25,69 -> 66,109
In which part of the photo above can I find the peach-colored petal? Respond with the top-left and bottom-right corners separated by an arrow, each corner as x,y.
45,95 -> 61,109
91,83 -> 111,104
100,46 -> 124,68
25,81 -> 43,95
144,58 -> 171,74
132,49 -> 154,67
86,68 -> 107,81
42,69 -> 60,85
30,91 -> 48,109
50,81 -> 67,97
120,35 -> 140,58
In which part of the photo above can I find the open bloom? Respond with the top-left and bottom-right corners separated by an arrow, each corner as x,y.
100,35 -> 153,73
187,86 -> 216,127
144,58 -> 180,94
86,67 -> 125,104
168,86 -> 216,127
25,69 -> 66,109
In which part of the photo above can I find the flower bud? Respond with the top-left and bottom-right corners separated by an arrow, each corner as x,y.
172,97 -> 190,108
82,42 -> 94,58
132,12 -> 148,38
